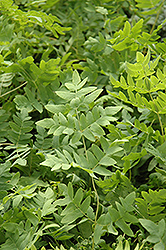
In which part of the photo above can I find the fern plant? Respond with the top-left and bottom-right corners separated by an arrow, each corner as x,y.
1,0 -> 166,249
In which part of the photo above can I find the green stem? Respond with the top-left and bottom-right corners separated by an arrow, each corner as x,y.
0,81 -> 27,98
75,109 -> 100,249
143,0 -> 165,55
144,72 -> 165,142
150,0 -> 165,34
91,177 -> 100,250
148,92 -> 165,141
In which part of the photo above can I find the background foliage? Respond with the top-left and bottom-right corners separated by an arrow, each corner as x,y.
0,0 -> 166,249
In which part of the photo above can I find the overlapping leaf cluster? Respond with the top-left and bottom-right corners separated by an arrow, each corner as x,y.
0,0 -> 166,249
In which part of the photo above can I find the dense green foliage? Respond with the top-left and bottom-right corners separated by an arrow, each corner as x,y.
0,0 -> 166,249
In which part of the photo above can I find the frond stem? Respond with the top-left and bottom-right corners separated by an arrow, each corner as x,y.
91,177 -> 100,250
150,0 -> 165,34
0,81 -> 27,98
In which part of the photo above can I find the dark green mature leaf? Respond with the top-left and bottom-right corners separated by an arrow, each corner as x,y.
139,219 -> 166,250
108,192 -> 137,237
8,109 -> 33,146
